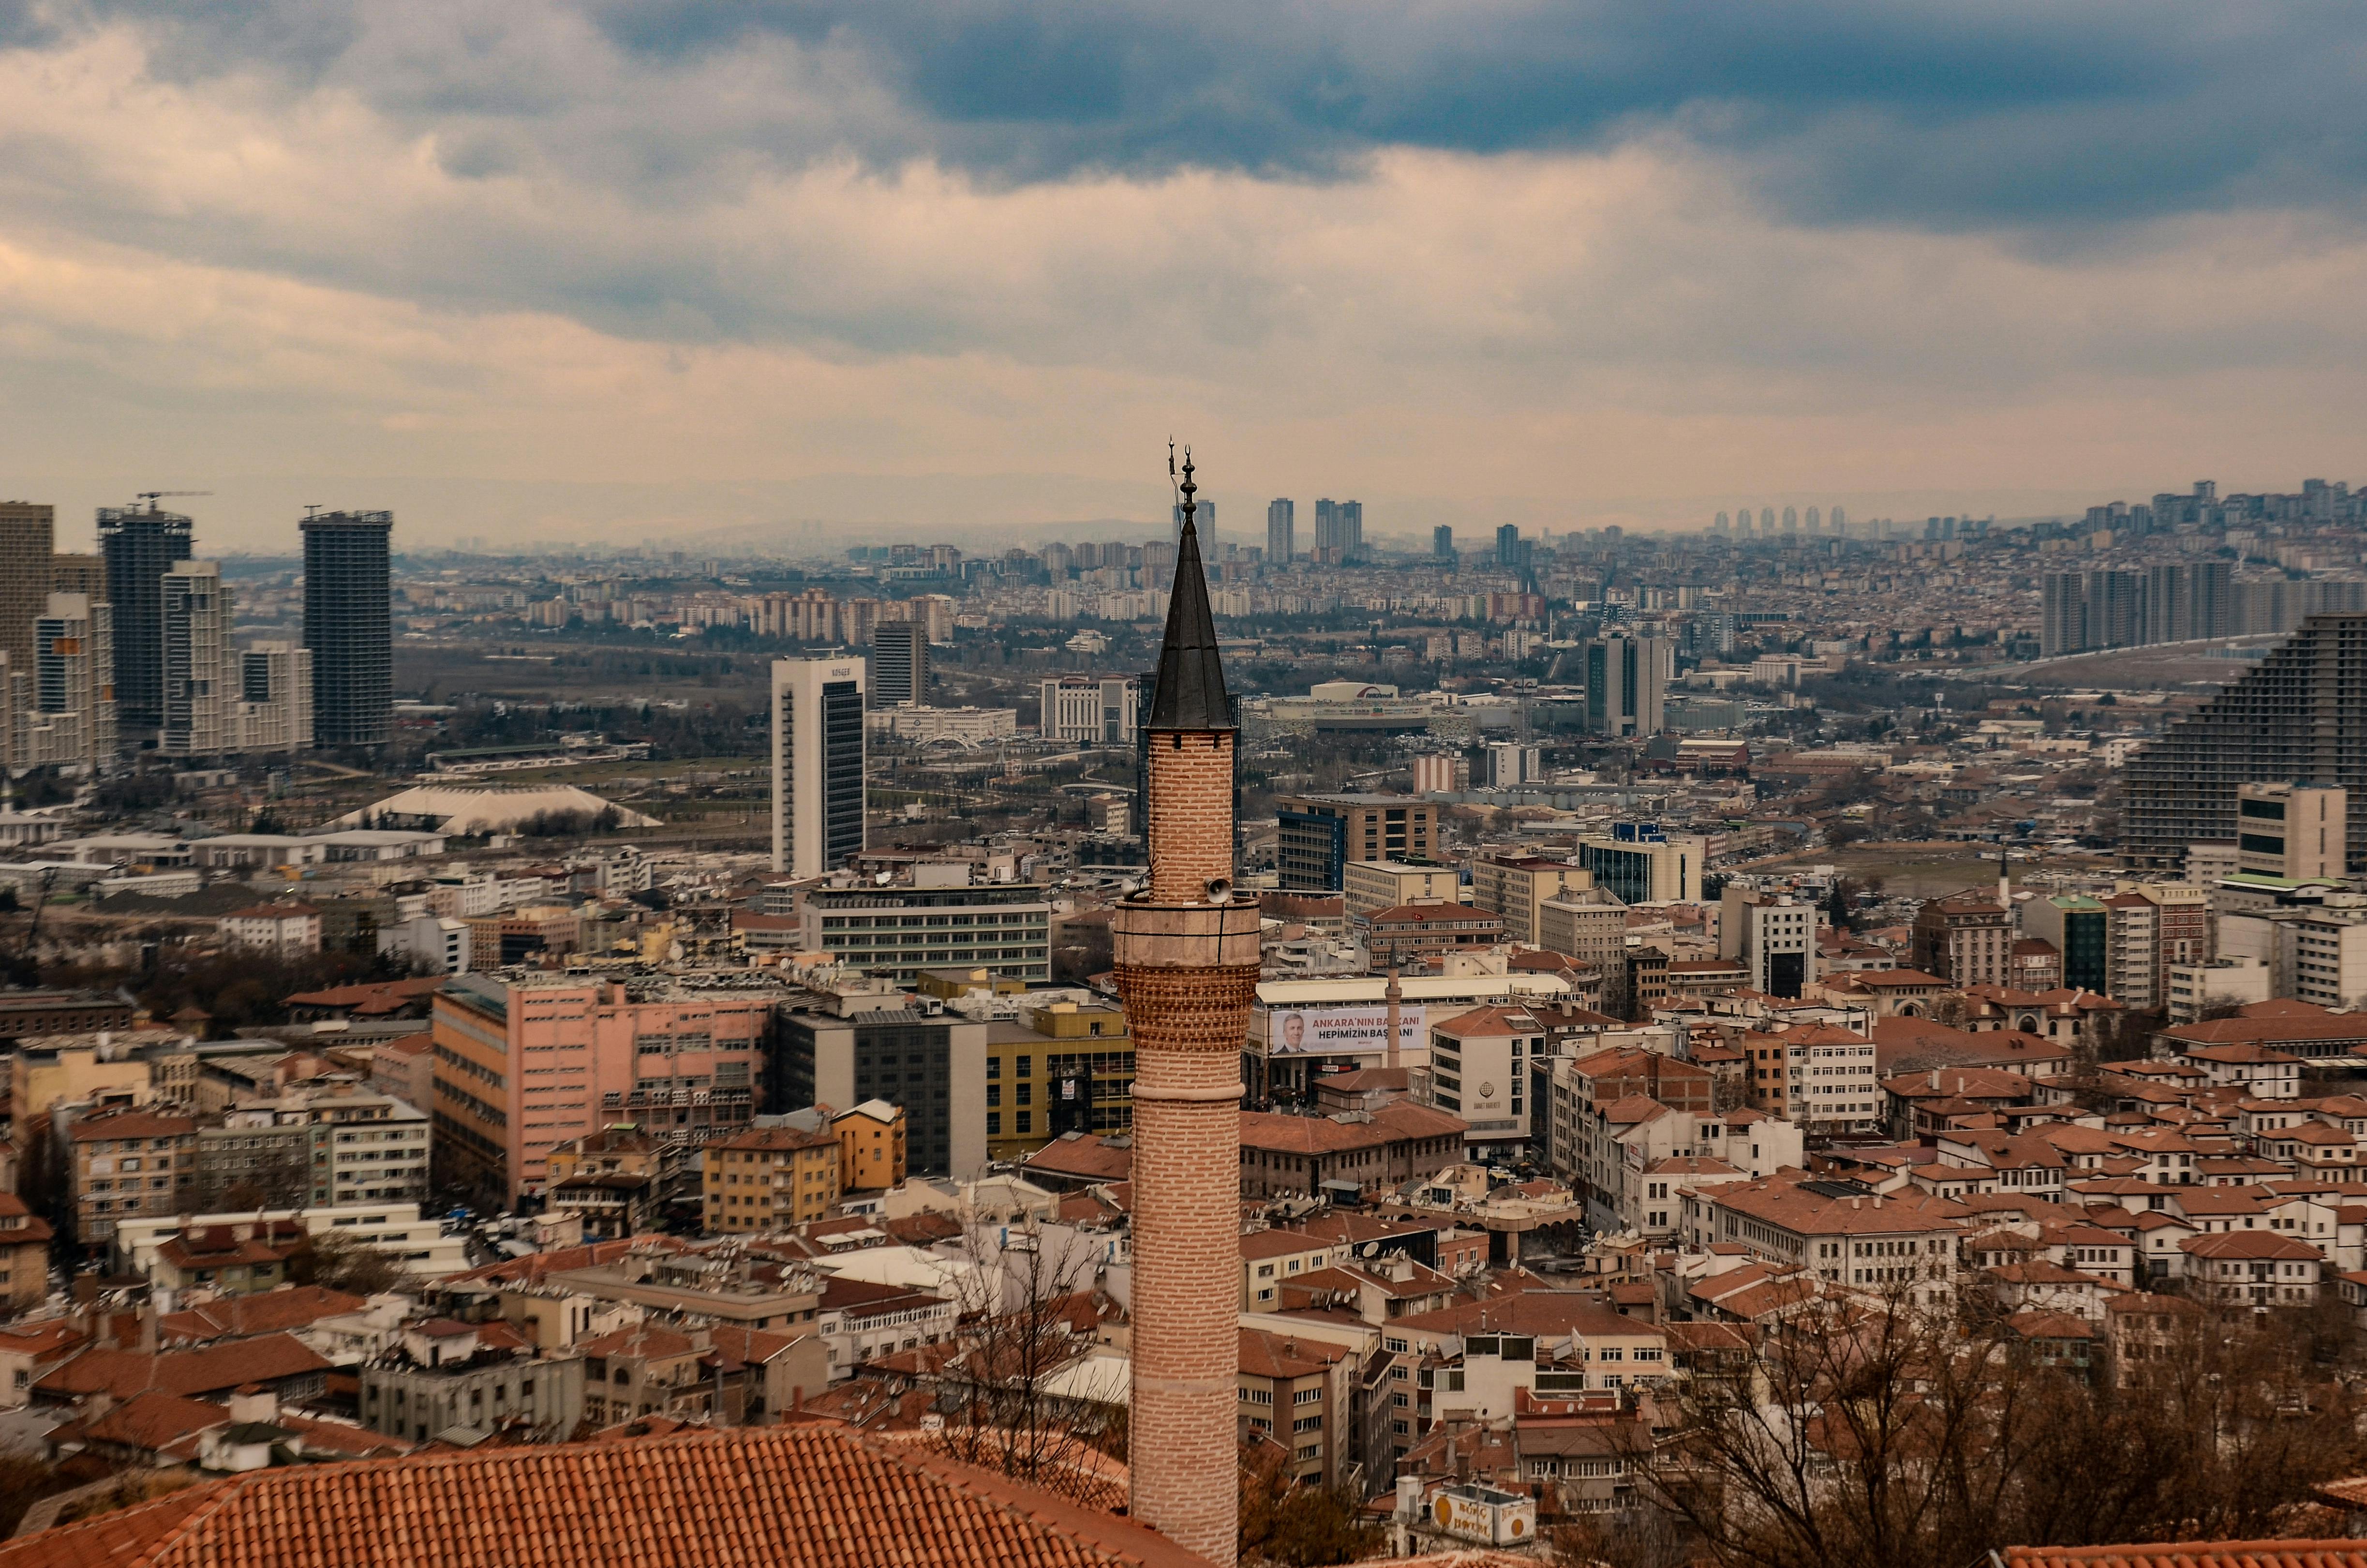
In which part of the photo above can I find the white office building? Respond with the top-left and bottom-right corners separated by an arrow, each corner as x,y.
1038,675 -> 1140,746
773,655 -> 867,876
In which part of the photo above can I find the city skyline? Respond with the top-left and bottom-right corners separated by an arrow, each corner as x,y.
0,6 -> 2363,547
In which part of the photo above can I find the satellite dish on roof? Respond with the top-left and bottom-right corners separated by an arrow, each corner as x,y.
1360,1242 -> 1377,1257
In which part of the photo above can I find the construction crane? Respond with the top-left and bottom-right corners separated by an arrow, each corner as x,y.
134,490 -> 211,512
13,866 -> 56,979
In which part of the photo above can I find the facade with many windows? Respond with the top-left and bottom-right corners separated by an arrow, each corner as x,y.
1276,795 -> 1436,893
982,1000 -> 1133,1164
803,879 -> 1052,986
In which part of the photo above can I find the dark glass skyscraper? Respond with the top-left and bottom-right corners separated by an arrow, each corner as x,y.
869,621 -> 927,707
98,505 -> 194,732
301,509 -> 393,746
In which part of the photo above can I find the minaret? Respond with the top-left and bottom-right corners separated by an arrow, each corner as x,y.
1384,967 -> 1403,1071
1113,448 -> 1257,1567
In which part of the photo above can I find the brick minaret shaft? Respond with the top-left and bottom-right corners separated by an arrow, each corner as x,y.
1113,452 -> 1256,1568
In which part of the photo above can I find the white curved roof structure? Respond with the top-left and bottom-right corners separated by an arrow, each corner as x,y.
334,783 -> 661,835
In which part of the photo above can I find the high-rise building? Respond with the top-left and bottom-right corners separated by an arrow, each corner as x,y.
2085,569 -> 2144,648
1759,507 -> 1774,532
236,641 -> 314,753
1275,794 -> 1439,891
2123,615 -> 2367,872
98,504 -> 193,733
161,561 -> 233,757
1432,524 -> 1454,561
771,655 -> 866,876
1781,506 -> 1798,533
1582,628 -> 1668,736
2192,559 -> 2233,639
869,621 -> 927,707
1108,456 -> 1255,1564
1495,523 -> 1521,568
301,509 -> 393,746
1721,889 -> 1817,998
0,502 -> 55,675
51,553 -> 103,600
1265,498 -> 1294,563
1830,505 -> 1848,534
1805,506 -> 1821,532
2041,572 -> 2087,657
1171,498 -> 1214,549
28,593 -> 115,773
1314,498 -> 1343,563
1338,500 -> 1362,562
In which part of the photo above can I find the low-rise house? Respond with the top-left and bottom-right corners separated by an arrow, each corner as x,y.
2179,1231 -> 2324,1308
0,1195 -> 55,1309
2168,1041 -> 2304,1098
1238,1103 -> 1466,1201
816,1276 -> 957,1381
34,1331 -> 333,1409
218,901 -> 324,956
359,1317 -> 584,1444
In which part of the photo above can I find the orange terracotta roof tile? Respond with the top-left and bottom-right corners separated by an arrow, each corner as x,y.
0,1424 -> 1218,1568
35,1334 -> 331,1401
2003,1545 -> 2367,1568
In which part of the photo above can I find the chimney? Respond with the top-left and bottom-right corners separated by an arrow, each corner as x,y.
227,1384 -> 277,1425
1385,968 -> 1404,1072
1107,449 -> 1256,1568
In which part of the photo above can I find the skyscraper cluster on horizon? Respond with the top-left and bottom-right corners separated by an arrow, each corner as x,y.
1264,495 -> 1364,566
0,498 -> 395,772
1714,504 -> 1850,537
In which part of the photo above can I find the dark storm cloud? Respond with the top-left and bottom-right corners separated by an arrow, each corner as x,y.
43,0 -> 2367,228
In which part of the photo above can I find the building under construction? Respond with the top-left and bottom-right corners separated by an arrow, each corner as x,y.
98,504 -> 194,733
2121,612 -> 2367,872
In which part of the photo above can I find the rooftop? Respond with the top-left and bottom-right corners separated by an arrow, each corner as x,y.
0,1424 -> 1215,1568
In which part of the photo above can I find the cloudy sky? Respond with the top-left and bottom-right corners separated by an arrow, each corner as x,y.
0,1 -> 2362,552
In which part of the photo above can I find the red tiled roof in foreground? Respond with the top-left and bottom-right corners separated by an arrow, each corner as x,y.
2002,1545 -> 2367,1568
0,1423 -> 1218,1568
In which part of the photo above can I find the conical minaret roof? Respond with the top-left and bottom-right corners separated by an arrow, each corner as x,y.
1148,448 -> 1233,731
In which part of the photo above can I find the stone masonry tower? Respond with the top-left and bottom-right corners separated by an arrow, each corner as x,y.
1113,450 -> 1256,1566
